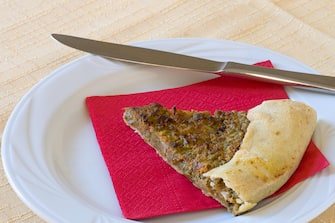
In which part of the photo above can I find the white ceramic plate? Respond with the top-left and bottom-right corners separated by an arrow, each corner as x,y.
2,38 -> 335,223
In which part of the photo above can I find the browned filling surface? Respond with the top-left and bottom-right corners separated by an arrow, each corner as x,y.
123,103 -> 249,214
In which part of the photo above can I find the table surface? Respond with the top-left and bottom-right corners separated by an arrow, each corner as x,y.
1,1 -> 335,222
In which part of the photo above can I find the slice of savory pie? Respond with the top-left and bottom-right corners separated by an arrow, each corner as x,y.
123,99 -> 317,215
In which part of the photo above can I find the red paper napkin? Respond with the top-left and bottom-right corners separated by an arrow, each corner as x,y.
86,61 -> 329,219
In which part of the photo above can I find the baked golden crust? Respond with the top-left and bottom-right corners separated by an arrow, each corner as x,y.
123,100 -> 317,215
204,99 -> 317,214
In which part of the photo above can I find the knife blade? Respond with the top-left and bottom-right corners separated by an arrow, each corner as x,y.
51,33 -> 335,94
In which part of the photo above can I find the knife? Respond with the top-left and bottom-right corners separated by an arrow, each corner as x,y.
51,33 -> 335,94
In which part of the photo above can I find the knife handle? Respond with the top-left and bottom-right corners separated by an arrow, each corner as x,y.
222,62 -> 335,94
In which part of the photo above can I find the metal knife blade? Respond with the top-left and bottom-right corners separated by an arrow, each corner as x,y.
51,33 -> 335,94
